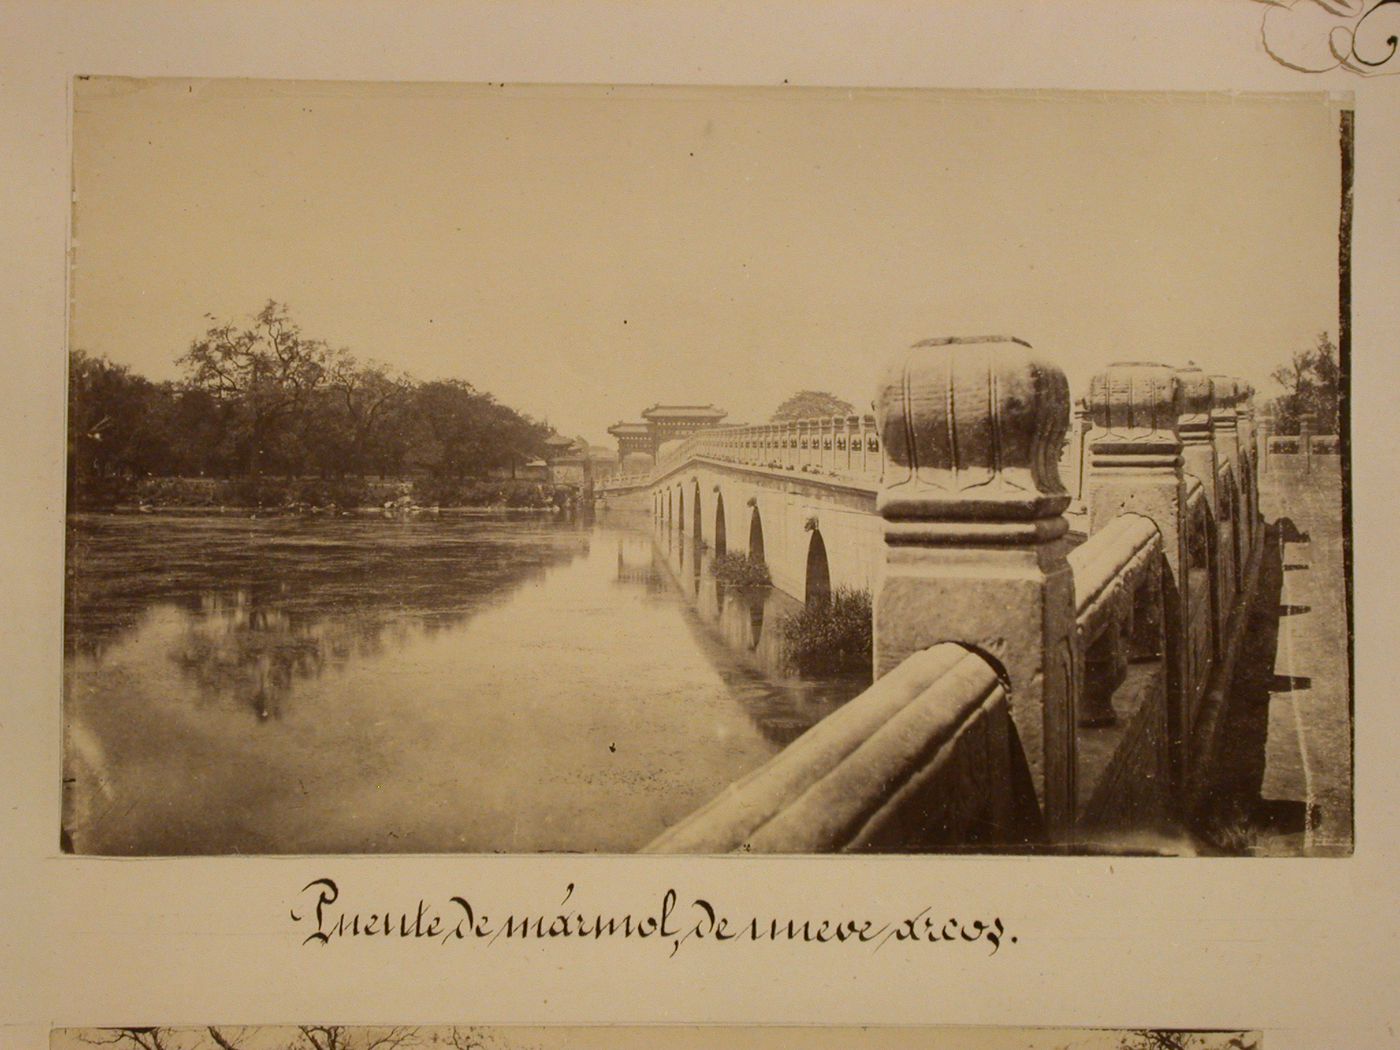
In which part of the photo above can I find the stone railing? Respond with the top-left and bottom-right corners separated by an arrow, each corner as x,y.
686,414 -> 883,483
1066,513 -> 1170,827
595,471 -> 653,492
653,433 -> 705,477
605,414 -> 885,492
645,643 -> 1035,852
647,337 -> 1262,851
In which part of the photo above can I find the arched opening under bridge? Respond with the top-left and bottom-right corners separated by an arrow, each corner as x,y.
805,529 -> 831,607
714,493 -> 727,556
748,507 -> 765,564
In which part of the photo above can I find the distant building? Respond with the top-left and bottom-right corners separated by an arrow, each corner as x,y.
608,404 -> 728,461
542,433 -> 602,490
518,458 -> 551,481
606,422 -> 653,463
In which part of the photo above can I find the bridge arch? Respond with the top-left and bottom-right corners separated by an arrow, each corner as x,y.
748,506 -> 765,564
804,529 -> 832,607
714,493 -> 728,556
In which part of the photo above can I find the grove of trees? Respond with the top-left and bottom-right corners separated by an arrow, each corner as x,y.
769,389 -> 857,422
1268,331 -> 1341,436
68,301 -> 555,502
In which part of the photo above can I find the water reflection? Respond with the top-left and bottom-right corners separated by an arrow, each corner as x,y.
619,528 -> 870,750
170,594 -> 326,721
63,510 -> 867,854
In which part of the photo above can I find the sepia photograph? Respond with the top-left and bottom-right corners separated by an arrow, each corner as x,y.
50,1026 -> 1265,1050
62,78 -> 1353,858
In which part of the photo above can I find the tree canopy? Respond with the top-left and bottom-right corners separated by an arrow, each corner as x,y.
67,300 -> 553,499
1269,331 -> 1341,436
769,389 -> 857,422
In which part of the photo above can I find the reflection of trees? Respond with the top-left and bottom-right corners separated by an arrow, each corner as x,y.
170,593 -> 333,720
66,516 -> 589,720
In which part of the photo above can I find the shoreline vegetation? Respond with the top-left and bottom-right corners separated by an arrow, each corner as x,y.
706,551 -> 873,678
69,301 -> 569,515
708,550 -> 773,588
781,586 -> 874,677
71,475 -> 581,515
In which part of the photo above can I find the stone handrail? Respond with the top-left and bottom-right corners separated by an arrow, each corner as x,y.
637,341 -> 1263,847
620,414 -> 885,489
654,433 -> 705,476
596,471 -> 653,491
645,643 -> 1034,852
688,414 -> 883,482
1068,514 -> 1161,645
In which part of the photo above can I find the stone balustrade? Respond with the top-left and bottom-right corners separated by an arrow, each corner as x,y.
644,643 -> 1035,852
610,413 -> 883,488
638,337 -> 1261,850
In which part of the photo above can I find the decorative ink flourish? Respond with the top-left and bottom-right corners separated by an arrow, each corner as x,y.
1261,0 -> 1400,75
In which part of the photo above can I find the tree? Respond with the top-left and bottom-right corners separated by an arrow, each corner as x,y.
410,379 -> 498,479
296,1027 -> 420,1050
770,389 -> 857,422
1118,1033 -> 1258,1050
408,380 -> 551,480
179,300 -> 345,475
67,350 -> 168,482
1269,331 -> 1341,436
79,1031 -> 171,1050
328,359 -> 413,476
78,1028 -> 254,1050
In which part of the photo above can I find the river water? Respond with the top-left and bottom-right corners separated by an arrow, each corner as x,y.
62,509 -> 868,855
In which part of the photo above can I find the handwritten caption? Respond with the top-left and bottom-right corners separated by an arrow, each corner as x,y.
290,878 -> 1017,958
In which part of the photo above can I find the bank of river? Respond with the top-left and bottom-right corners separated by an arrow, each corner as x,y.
63,510 -> 867,854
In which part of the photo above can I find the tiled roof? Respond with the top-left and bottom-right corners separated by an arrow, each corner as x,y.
641,404 -> 727,420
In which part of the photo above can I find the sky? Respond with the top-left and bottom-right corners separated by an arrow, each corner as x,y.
71,79 -> 1341,447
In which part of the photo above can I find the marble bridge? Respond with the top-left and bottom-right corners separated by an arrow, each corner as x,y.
596,336 -> 1280,852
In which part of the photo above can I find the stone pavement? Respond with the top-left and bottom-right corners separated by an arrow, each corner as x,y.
1254,457 -> 1353,855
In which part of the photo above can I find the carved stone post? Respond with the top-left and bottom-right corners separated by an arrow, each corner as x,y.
1259,410 -> 1273,475
1176,368 -> 1217,511
863,413 -> 879,479
874,335 -> 1075,841
1071,399 -> 1090,501
1084,362 -> 1191,794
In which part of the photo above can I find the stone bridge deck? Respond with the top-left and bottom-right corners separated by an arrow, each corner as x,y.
1198,457 -> 1351,855
598,337 -> 1346,854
